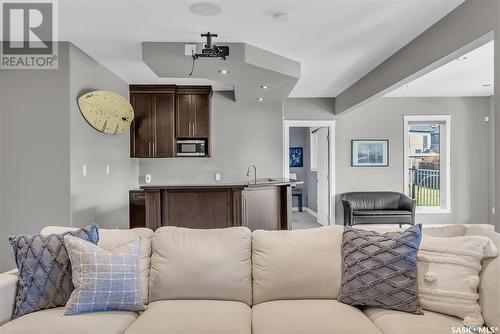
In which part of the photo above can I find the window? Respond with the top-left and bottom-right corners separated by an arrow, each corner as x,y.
310,128 -> 318,172
404,115 -> 451,213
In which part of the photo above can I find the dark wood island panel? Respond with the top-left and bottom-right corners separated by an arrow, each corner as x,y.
130,183 -> 292,231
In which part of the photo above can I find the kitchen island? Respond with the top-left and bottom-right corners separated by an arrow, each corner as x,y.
130,179 -> 299,231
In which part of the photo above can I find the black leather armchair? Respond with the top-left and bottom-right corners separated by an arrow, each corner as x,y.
341,192 -> 416,227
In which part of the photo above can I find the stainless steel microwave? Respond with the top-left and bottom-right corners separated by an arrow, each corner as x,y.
176,140 -> 207,157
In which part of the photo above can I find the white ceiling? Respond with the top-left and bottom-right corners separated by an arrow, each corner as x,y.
387,41 -> 494,97
59,0 -> 464,97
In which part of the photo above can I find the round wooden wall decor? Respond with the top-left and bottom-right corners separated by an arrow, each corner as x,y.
77,91 -> 134,135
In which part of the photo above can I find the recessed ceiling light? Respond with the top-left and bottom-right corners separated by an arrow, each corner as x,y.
256,97 -> 264,101
273,12 -> 293,22
218,69 -> 229,74
189,3 -> 222,16
482,83 -> 492,87
260,85 -> 269,89
456,56 -> 467,61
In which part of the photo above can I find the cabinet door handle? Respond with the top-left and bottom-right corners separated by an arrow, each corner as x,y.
188,123 -> 191,137
148,142 -> 151,157
152,142 -> 155,157
191,123 -> 195,137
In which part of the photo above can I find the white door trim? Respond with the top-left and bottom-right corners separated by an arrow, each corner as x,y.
283,120 -> 336,226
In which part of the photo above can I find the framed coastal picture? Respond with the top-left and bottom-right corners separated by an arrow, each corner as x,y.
351,140 -> 389,167
289,147 -> 303,167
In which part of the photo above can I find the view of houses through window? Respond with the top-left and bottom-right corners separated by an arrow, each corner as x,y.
407,123 -> 441,207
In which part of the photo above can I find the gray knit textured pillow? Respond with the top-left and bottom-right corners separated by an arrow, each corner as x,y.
338,224 -> 423,314
9,224 -> 99,319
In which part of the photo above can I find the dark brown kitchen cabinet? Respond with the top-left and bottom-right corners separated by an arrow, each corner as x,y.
131,184 -> 291,231
154,94 -> 175,157
130,85 -> 212,158
130,93 -> 153,158
175,86 -> 212,139
130,85 -> 175,158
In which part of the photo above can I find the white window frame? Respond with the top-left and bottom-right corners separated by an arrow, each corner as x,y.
403,115 -> 451,214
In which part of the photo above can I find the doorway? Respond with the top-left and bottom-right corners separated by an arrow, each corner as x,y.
283,120 -> 336,229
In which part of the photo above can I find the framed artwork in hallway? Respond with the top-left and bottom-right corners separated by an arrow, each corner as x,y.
289,147 -> 303,167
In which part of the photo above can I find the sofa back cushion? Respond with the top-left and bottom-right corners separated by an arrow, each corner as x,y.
465,225 -> 500,329
149,226 -> 252,305
252,226 -> 343,304
41,226 -> 153,305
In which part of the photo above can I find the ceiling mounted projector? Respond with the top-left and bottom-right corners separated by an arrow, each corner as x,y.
193,32 -> 229,60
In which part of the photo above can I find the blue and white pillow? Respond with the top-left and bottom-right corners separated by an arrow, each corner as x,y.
63,235 -> 146,315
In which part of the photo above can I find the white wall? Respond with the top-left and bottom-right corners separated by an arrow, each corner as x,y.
139,93 -> 283,184
335,97 -> 491,225
69,44 -> 139,229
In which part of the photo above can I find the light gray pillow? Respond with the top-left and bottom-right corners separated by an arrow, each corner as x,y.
338,224 -> 423,314
63,235 -> 146,315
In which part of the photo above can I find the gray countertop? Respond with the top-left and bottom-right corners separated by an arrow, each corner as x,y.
139,178 -> 303,190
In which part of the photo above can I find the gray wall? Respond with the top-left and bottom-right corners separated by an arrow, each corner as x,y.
0,43 -> 138,271
69,44 -> 138,229
139,93 -> 283,184
496,9 -> 500,230
289,127 -> 317,211
335,0 -> 497,114
335,97 -> 492,226
284,98 -> 335,120
489,96 -> 495,226
496,10 -> 500,231
0,72 -> 4,264
332,0 -> 499,230
0,44 -> 72,271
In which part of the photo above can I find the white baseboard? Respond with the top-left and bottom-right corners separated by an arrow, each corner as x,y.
292,207 -> 318,217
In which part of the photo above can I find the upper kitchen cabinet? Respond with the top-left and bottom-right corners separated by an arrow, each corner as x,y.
175,86 -> 212,139
130,85 -> 176,158
130,85 -> 212,158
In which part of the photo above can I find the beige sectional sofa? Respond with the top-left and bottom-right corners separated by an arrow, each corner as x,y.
0,224 -> 498,334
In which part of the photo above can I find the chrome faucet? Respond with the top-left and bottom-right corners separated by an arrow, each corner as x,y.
247,164 -> 257,184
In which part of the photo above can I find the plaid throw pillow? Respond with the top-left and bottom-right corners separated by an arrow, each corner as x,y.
63,235 -> 146,315
9,224 -> 99,319
338,224 -> 423,314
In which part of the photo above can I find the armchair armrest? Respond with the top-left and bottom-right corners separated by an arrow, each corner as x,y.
0,269 -> 18,325
341,200 -> 354,226
399,195 -> 416,225
398,195 -> 415,212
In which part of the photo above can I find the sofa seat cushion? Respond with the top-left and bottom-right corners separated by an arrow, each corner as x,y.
0,307 -> 137,334
364,307 -> 463,334
124,300 -> 251,334
252,300 -> 383,334
353,210 -> 412,216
